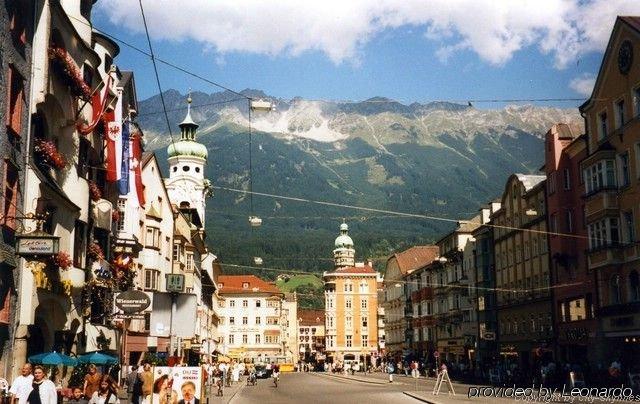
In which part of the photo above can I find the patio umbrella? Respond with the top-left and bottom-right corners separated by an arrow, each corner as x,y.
77,352 -> 118,365
28,352 -> 77,366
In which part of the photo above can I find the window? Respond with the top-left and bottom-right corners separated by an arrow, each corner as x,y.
635,87 -> 640,117
361,334 -> 368,347
619,153 -> 630,187
116,198 -> 126,231
548,172 -> 556,194
229,300 -> 236,308
242,300 -> 248,308
266,317 -> 279,325
73,220 -> 87,267
256,300 -> 261,308
584,160 -> 616,194
242,334 -> 248,344
185,253 -> 193,271
255,334 -> 261,344
598,111 -> 608,141
346,335 -> 352,348
563,168 -> 571,190
144,312 -> 151,332
624,211 -> 636,243
145,227 -> 160,248
144,269 -> 160,291
2,161 -> 20,230
565,210 -> 573,233
588,217 -> 620,249
327,315 -> 334,328
629,271 -> 640,302
242,317 -> 248,325
361,316 -> 368,328
229,317 -> 235,325
345,298 -> 352,309
610,275 -> 622,305
344,282 -> 353,292
6,66 -> 25,136
172,244 -> 180,261
361,299 -> 368,309
615,99 -> 625,129
229,334 -> 234,345
549,214 -> 557,234
345,316 -> 352,329
359,281 -> 368,293
255,317 -> 261,325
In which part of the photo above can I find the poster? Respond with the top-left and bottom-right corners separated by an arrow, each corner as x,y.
147,366 -> 203,404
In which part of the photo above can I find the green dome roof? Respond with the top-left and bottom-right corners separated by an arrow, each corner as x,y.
335,234 -> 354,248
167,140 -> 208,159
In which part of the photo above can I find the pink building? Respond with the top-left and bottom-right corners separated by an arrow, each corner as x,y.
543,124 -> 597,366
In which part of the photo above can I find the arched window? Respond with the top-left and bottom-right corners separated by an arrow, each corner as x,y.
629,270 -> 640,302
610,275 -> 621,305
182,165 -> 190,172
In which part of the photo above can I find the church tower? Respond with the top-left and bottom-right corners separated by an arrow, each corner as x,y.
333,221 -> 355,269
165,94 -> 209,225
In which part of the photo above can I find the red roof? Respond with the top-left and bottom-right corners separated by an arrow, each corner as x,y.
217,275 -> 281,295
391,245 -> 440,275
298,309 -> 325,326
333,265 -> 375,274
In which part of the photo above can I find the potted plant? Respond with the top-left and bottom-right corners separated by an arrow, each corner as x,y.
34,138 -> 66,170
53,251 -> 72,270
89,181 -> 102,202
48,46 -> 92,99
87,242 -> 105,261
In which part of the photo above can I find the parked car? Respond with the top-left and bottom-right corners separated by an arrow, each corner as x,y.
255,365 -> 272,379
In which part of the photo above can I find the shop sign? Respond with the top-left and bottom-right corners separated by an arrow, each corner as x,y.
115,290 -> 151,314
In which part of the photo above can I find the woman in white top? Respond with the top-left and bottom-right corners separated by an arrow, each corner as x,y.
88,375 -> 119,404
26,365 -> 57,404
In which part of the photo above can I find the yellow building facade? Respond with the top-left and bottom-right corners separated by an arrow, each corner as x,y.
324,223 -> 380,364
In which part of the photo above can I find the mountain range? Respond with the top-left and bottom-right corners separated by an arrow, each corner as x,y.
137,89 -> 582,275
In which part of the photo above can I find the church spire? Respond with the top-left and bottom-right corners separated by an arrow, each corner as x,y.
179,89 -> 199,140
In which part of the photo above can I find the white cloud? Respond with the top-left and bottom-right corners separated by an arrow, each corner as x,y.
99,0 -> 640,68
569,74 -> 596,97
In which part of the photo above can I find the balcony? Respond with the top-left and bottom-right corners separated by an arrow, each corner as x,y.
411,287 -> 434,303
584,188 -> 619,221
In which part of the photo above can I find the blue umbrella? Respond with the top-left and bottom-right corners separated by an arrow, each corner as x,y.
28,352 -> 77,366
77,352 -> 119,365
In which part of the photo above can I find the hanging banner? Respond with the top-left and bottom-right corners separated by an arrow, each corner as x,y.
117,122 -> 130,195
104,110 -> 117,181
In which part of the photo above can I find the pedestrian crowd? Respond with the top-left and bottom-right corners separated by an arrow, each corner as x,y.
8,363 -> 120,404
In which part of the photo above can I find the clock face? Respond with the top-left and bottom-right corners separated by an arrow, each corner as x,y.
618,40 -> 633,75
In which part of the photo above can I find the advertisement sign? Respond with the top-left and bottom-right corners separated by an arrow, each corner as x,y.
148,367 -> 203,404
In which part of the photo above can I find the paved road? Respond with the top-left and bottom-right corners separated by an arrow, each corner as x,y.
230,372 -> 420,404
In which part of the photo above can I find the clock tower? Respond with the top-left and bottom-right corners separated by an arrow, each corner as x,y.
165,94 -> 209,225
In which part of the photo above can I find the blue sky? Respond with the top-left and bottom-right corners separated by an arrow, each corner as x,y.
93,0 -> 639,108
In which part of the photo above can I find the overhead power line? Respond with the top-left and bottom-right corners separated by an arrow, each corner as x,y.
211,185 -> 589,241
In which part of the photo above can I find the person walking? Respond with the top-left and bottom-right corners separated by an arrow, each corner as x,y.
88,375 -> 119,404
68,387 -> 89,404
125,366 -> 139,404
83,365 -> 102,400
26,365 -> 57,404
9,363 -> 33,404
140,363 -> 154,401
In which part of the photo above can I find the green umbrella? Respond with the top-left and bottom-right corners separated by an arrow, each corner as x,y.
28,352 -> 77,366
77,352 -> 119,365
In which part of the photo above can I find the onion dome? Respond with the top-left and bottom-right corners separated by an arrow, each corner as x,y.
167,93 -> 208,159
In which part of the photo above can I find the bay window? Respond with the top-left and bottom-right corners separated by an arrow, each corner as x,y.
584,160 -> 616,194
588,217 -> 620,249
